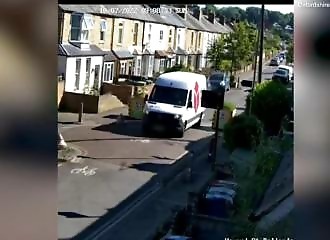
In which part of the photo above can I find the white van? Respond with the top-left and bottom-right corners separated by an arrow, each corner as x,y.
278,65 -> 294,81
142,71 -> 207,137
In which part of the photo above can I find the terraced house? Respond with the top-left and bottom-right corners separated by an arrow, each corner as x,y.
58,5 -> 107,94
57,4 -> 233,96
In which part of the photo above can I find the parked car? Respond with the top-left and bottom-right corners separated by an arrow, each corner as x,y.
207,72 -> 230,92
270,57 -> 280,66
278,65 -> 294,81
272,69 -> 290,84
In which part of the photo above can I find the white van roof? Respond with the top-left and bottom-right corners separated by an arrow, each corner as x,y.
156,71 -> 206,90
278,65 -> 293,71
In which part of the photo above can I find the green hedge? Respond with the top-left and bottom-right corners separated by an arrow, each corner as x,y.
163,64 -> 192,73
246,80 -> 291,136
224,113 -> 264,152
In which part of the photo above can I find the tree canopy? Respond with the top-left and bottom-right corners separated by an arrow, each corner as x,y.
207,21 -> 257,73
212,6 -> 293,30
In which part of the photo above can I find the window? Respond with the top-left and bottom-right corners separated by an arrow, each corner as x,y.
70,13 -> 93,42
103,62 -> 114,83
75,58 -> 81,90
100,19 -> 107,41
198,32 -> 202,48
120,62 -> 126,74
137,59 -> 141,75
85,58 -> 91,86
159,30 -> 163,40
168,29 -> 172,43
148,33 -> 151,42
133,23 -> 138,45
118,22 -> 124,44
177,34 -> 181,46
191,32 -> 194,46
149,24 -> 152,31
70,14 -> 82,41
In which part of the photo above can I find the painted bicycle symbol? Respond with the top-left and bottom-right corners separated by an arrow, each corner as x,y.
70,166 -> 97,176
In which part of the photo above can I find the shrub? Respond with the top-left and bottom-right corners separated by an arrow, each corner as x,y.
223,101 -> 236,112
163,64 -> 191,73
224,113 -> 263,152
246,80 -> 291,136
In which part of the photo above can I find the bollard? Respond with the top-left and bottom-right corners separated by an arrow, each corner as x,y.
78,102 -> 84,123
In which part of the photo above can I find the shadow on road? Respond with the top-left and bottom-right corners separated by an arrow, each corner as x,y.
130,162 -> 170,173
69,133 -> 213,240
58,211 -> 99,219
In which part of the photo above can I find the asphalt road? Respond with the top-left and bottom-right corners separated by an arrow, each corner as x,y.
58,115 -> 213,239
58,62 -> 279,239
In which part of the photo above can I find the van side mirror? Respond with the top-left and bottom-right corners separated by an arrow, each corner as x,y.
144,94 -> 148,102
187,101 -> 193,108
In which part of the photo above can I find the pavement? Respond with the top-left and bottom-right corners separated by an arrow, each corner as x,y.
57,62 -> 279,239
254,147 -> 294,218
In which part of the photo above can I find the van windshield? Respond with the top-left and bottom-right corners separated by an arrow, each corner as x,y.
149,85 -> 188,106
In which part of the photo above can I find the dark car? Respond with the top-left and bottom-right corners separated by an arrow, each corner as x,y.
272,69 -> 290,84
207,72 -> 230,91
270,58 -> 280,66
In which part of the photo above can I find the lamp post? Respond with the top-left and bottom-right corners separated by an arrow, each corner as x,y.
230,39 -> 238,77
257,4 -> 265,84
249,29 -> 260,116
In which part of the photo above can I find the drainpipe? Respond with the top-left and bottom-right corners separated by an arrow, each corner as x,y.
141,21 -> 145,78
110,19 -> 119,83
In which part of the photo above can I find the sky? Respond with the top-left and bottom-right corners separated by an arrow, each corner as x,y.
199,5 -> 294,14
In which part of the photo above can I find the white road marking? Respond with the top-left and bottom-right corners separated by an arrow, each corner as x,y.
130,139 -> 150,143
70,166 -> 97,176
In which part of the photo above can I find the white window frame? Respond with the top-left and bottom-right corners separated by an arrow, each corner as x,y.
70,13 -> 93,42
120,62 -> 126,75
85,57 -> 91,86
75,58 -> 81,90
103,62 -> 114,83
136,59 -> 141,76
118,22 -> 124,44
82,14 -> 94,30
100,19 -> 107,41
133,22 -> 139,45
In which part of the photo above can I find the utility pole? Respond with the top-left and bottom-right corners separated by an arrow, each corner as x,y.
257,4 -> 265,84
249,29 -> 260,115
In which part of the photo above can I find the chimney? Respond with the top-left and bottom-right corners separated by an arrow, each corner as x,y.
148,4 -> 161,14
218,15 -> 226,25
207,12 -> 215,24
193,7 -> 202,21
177,5 -> 187,20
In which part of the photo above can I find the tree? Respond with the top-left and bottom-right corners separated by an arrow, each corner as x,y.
286,43 -> 294,64
228,22 -> 257,71
246,81 -> 291,136
206,37 -> 227,70
207,21 -> 257,73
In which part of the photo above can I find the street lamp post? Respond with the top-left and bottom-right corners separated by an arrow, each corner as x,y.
230,39 -> 238,77
257,4 -> 265,84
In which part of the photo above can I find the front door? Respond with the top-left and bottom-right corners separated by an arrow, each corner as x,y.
93,65 -> 100,90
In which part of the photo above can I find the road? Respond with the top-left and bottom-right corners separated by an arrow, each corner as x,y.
58,63 -> 278,240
